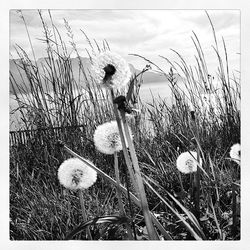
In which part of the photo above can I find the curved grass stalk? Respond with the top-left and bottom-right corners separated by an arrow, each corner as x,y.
142,173 -> 206,240
142,178 -> 203,240
65,215 -> 130,240
60,142 -> 171,240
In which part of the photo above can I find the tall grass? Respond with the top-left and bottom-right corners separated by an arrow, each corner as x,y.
10,10 -> 240,240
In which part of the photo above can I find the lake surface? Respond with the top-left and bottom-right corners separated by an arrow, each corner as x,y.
9,81 -> 173,131
9,80 -> 241,131
140,81 -> 172,104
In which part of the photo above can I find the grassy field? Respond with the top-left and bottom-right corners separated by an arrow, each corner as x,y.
9,10 -> 240,240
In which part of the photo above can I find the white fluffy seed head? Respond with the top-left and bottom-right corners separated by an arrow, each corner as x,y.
176,151 -> 202,174
91,51 -> 131,91
58,158 -> 97,190
93,120 -> 132,155
229,143 -> 241,165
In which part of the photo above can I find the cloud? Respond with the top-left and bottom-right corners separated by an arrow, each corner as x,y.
175,10 -> 240,31
9,9 -> 240,73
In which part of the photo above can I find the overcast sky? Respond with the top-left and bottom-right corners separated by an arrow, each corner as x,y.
10,9 -> 240,74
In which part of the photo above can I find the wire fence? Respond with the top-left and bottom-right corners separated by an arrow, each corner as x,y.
9,125 -> 87,146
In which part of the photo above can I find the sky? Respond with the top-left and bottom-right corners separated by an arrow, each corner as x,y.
10,9 -> 240,74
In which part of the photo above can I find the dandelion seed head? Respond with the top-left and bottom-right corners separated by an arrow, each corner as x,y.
58,158 -> 97,190
176,151 -> 202,174
229,143 -> 241,165
93,120 -> 131,155
91,51 -> 131,91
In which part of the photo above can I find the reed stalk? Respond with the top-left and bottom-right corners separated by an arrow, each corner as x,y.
109,90 -> 138,194
194,151 -> 201,220
190,111 -> 201,220
119,110 -> 159,240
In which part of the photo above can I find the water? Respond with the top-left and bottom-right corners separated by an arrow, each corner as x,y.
140,81 -> 172,104
9,81 -> 172,131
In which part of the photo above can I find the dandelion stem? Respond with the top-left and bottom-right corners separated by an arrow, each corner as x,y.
189,172 -> 193,201
178,171 -> 184,193
120,111 -> 159,240
114,152 -> 125,213
78,190 -> 92,240
122,163 -> 137,240
110,90 -> 138,194
114,152 -> 134,240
